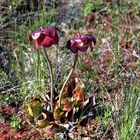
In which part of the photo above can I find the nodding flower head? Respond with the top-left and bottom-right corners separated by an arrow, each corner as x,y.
66,33 -> 96,53
28,27 -> 59,50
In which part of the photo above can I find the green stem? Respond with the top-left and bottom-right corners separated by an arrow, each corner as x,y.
41,47 -> 54,112
59,53 -> 78,108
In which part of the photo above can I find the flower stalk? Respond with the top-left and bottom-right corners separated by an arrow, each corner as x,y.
59,52 -> 78,108
41,47 -> 54,112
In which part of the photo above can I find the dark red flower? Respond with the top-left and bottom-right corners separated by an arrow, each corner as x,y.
28,27 -> 59,50
66,33 -> 96,53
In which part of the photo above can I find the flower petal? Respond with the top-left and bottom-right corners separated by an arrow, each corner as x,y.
78,45 -> 88,52
76,33 -> 81,38
34,40 -> 39,50
41,27 -> 59,44
84,34 -> 96,45
32,32 -> 41,40
41,36 -> 55,48
29,26 -> 59,49
66,40 -> 78,53
70,46 -> 79,53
